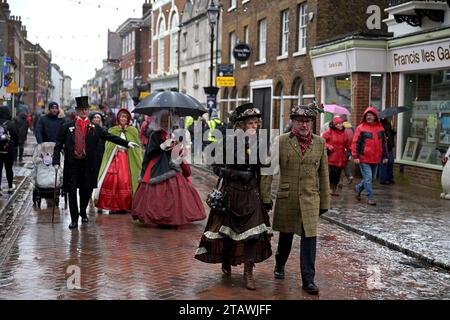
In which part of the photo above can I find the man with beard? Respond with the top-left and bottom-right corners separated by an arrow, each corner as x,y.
260,104 -> 330,295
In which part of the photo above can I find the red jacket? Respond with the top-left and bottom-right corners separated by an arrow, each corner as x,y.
351,107 -> 388,164
323,128 -> 350,168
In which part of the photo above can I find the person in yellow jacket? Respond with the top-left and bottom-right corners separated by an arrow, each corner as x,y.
207,110 -> 225,143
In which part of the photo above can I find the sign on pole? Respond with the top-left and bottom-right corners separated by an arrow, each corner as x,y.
6,81 -> 19,94
217,77 -> 236,87
217,64 -> 234,77
207,95 -> 217,110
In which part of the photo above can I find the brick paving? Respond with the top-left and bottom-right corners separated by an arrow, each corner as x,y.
1,165 -> 450,299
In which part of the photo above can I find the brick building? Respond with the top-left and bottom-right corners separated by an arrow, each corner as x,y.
24,41 -> 51,113
149,0 -> 186,92
310,0 -> 450,189
220,0 -> 389,132
179,0 -> 222,105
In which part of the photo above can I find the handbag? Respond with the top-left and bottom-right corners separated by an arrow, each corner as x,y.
206,178 -> 227,213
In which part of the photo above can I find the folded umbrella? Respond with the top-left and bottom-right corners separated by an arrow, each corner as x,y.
132,91 -> 208,118
378,106 -> 410,119
323,104 -> 351,115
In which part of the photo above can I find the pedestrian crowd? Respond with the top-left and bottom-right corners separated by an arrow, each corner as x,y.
1,93 -> 406,296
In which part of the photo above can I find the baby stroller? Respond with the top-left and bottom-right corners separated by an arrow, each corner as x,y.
31,142 -> 66,209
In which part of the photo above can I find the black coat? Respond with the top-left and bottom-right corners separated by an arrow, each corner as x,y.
14,112 -> 29,145
35,114 -> 65,143
53,120 -> 129,191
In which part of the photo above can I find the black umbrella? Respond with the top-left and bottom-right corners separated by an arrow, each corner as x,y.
132,91 -> 208,117
378,106 -> 410,119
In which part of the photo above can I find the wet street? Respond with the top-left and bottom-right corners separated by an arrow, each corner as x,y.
1,163 -> 450,300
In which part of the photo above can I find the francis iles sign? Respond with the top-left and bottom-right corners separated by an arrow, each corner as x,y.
390,41 -> 450,72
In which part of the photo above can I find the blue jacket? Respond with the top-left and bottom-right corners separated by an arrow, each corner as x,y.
35,114 -> 64,143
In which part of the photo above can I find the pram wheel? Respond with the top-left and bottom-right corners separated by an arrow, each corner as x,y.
32,189 -> 37,206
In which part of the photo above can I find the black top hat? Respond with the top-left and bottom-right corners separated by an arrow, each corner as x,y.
75,96 -> 90,109
231,103 -> 262,123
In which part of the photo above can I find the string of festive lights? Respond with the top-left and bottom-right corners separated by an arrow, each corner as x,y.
66,0 -> 138,12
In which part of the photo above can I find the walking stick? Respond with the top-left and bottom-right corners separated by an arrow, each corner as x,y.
52,166 -> 58,224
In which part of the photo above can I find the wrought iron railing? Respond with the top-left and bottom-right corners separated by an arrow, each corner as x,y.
389,0 -> 448,6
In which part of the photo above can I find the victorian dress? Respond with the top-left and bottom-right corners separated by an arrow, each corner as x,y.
195,132 -> 272,266
131,130 -> 206,226
95,124 -> 142,211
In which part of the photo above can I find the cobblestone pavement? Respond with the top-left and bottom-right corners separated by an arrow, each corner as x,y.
1,164 -> 450,300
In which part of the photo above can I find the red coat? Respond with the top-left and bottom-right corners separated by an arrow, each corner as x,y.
322,128 -> 350,168
351,107 -> 388,164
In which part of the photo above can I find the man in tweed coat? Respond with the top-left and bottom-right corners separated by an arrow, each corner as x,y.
260,105 -> 330,295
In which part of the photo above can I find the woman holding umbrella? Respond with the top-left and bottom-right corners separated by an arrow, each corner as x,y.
131,109 -> 206,227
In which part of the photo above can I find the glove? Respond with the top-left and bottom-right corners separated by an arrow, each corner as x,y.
128,142 -> 139,148
263,201 -> 273,213
319,209 -> 328,216
160,139 -> 176,151
442,156 -> 448,166
53,164 -> 60,171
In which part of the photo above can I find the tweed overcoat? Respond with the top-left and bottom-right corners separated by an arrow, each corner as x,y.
261,133 -> 330,237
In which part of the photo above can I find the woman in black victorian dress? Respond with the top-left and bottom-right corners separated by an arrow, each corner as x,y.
195,104 -> 272,290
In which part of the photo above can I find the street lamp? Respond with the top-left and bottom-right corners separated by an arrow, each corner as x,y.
204,0 -> 220,115
207,0 -> 219,88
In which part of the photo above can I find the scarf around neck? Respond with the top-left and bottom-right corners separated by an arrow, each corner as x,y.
292,128 -> 312,155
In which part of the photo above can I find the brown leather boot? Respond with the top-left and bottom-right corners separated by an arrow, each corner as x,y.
222,260 -> 231,276
243,260 -> 256,290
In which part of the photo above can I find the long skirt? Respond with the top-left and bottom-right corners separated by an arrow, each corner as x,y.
131,172 -> 206,226
97,150 -> 132,211
195,179 -> 272,266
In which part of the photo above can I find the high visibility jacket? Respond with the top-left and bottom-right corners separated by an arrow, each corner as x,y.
185,116 -> 194,129
208,118 -> 224,142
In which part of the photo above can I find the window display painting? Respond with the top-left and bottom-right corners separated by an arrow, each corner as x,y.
439,114 -> 450,145
403,137 -> 419,161
416,144 -> 433,163
410,119 -> 427,139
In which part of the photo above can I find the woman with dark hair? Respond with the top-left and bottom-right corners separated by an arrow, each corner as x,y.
195,103 -> 272,291
95,109 -> 142,213
322,116 -> 351,196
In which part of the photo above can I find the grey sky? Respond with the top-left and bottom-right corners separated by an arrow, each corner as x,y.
10,0 -> 144,94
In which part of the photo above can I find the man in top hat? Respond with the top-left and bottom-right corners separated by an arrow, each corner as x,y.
260,104 -> 330,295
53,96 -> 139,229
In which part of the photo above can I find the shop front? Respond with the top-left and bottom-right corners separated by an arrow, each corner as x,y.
311,31 -> 450,189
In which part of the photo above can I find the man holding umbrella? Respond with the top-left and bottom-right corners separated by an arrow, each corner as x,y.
53,96 -> 140,229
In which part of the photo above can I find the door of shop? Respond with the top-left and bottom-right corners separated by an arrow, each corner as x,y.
252,87 -> 271,130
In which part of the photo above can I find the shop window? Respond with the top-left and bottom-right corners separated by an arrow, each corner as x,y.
402,71 -> 450,166
370,74 -> 383,112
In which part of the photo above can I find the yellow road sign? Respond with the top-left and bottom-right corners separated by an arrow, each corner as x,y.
6,82 -> 19,94
140,91 -> 150,99
217,76 -> 235,87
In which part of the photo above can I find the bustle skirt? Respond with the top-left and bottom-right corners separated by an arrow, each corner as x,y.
195,179 -> 272,266
131,172 -> 206,226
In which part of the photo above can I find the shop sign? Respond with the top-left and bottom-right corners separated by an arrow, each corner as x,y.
413,101 -> 450,114
390,41 -> 450,72
233,43 -> 251,62
336,79 -> 351,90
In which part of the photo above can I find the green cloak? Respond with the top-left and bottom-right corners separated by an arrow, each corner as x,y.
97,125 -> 142,195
